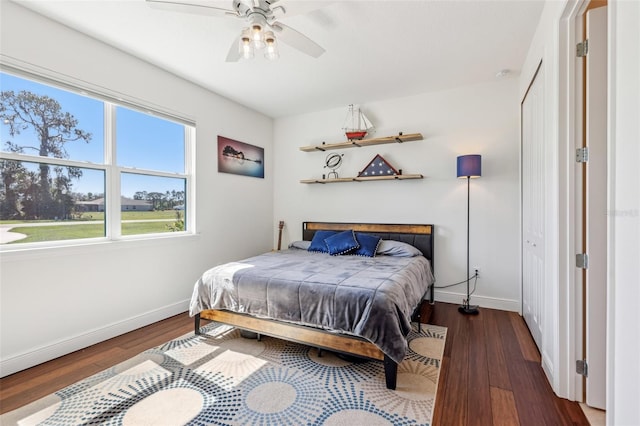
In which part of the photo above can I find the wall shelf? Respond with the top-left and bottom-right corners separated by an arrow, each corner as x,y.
299,132 -> 423,152
300,174 -> 423,184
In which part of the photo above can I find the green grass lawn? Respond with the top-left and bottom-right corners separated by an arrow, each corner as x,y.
0,210 -> 179,224
3,210 -> 183,244
93,211 -> 180,221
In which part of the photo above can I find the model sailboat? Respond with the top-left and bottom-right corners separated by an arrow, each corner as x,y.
343,104 -> 373,140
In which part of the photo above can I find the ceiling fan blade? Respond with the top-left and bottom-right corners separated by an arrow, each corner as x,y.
269,1 -> 334,19
271,22 -> 325,58
225,35 -> 241,62
145,0 -> 238,18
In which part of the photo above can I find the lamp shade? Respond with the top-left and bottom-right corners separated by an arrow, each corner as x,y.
457,154 -> 482,178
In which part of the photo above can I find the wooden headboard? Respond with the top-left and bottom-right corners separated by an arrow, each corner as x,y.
302,222 -> 434,271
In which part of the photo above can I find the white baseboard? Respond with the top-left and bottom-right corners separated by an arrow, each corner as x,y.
433,290 -> 520,313
0,300 -> 189,378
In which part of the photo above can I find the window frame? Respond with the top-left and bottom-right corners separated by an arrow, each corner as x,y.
0,67 -> 196,251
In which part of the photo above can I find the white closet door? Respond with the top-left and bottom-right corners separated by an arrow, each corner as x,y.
522,65 -> 545,350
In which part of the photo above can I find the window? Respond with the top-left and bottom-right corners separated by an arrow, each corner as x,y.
0,70 -> 193,246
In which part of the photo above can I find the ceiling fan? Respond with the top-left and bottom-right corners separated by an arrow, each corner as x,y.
146,0 -> 326,61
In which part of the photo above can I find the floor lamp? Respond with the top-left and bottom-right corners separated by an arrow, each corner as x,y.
457,154 -> 481,315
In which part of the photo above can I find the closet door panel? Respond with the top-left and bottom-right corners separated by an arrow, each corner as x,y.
521,65 -> 545,350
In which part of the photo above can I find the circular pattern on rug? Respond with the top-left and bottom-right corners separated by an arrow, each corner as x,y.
279,344 -> 380,387
409,336 -> 445,360
322,409 -> 396,425
355,360 -> 437,421
234,365 -> 327,425
314,382 -> 411,425
39,323 -> 446,426
122,388 -> 203,425
45,368 -> 241,425
246,381 -> 296,413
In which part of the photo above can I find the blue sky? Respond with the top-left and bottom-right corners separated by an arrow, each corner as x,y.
0,72 -> 185,197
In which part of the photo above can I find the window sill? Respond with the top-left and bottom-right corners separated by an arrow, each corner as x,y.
0,232 -> 201,261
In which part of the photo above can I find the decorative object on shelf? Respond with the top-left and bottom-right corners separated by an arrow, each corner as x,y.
342,104 -> 374,141
300,132 -> 423,184
324,153 -> 344,179
457,154 -> 482,315
299,132 -> 422,152
218,135 -> 264,178
358,154 -> 400,177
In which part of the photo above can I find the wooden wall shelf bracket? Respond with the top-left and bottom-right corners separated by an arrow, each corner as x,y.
300,174 -> 424,184
300,132 -> 423,152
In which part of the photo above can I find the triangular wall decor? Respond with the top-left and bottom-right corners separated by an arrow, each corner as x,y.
358,154 -> 400,177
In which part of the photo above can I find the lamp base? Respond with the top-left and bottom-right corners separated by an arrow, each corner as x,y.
458,304 -> 480,315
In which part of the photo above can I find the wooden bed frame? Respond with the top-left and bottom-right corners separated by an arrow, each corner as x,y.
194,222 -> 435,390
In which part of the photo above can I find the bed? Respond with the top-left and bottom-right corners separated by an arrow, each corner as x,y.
189,221 -> 435,390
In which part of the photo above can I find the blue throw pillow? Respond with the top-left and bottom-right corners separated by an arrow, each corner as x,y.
324,230 -> 360,255
350,232 -> 382,257
307,230 -> 337,253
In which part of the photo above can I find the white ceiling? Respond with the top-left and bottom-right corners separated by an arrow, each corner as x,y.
12,0 -> 544,118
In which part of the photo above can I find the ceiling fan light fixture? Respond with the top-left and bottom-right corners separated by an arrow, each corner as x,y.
264,31 -> 279,60
250,23 -> 265,49
239,28 -> 254,59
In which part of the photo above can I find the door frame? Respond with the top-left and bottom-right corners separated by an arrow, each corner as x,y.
557,0 -> 590,402
558,0 -> 609,405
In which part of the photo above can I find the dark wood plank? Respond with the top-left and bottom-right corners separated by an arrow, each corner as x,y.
490,386 -> 521,426
509,312 -> 541,363
495,308 -> 550,425
468,315 -> 493,425
483,308 -> 512,390
438,305 -> 470,425
432,354 -> 450,425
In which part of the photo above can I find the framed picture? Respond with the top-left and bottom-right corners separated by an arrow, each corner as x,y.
217,136 -> 264,178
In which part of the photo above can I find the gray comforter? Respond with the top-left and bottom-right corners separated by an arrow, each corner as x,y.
189,248 -> 434,363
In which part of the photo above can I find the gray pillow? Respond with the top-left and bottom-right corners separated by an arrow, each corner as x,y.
289,240 -> 311,250
376,240 -> 423,257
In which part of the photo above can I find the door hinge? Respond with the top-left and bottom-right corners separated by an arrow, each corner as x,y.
576,253 -> 589,269
577,40 -> 589,57
576,359 -> 589,377
576,147 -> 589,163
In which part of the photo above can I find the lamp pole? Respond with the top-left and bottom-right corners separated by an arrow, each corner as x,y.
457,154 -> 480,315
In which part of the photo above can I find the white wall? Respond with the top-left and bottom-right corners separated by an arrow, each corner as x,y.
0,2 -> 274,376
273,79 -> 521,312
607,1 -> 640,424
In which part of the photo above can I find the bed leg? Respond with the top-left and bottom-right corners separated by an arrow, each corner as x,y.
384,355 -> 397,390
194,313 -> 201,335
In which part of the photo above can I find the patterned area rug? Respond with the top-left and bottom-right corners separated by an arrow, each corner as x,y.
3,322 -> 447,426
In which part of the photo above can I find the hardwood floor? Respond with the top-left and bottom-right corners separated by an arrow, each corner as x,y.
1,303 -> 589,425
429,303 -> 589,426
